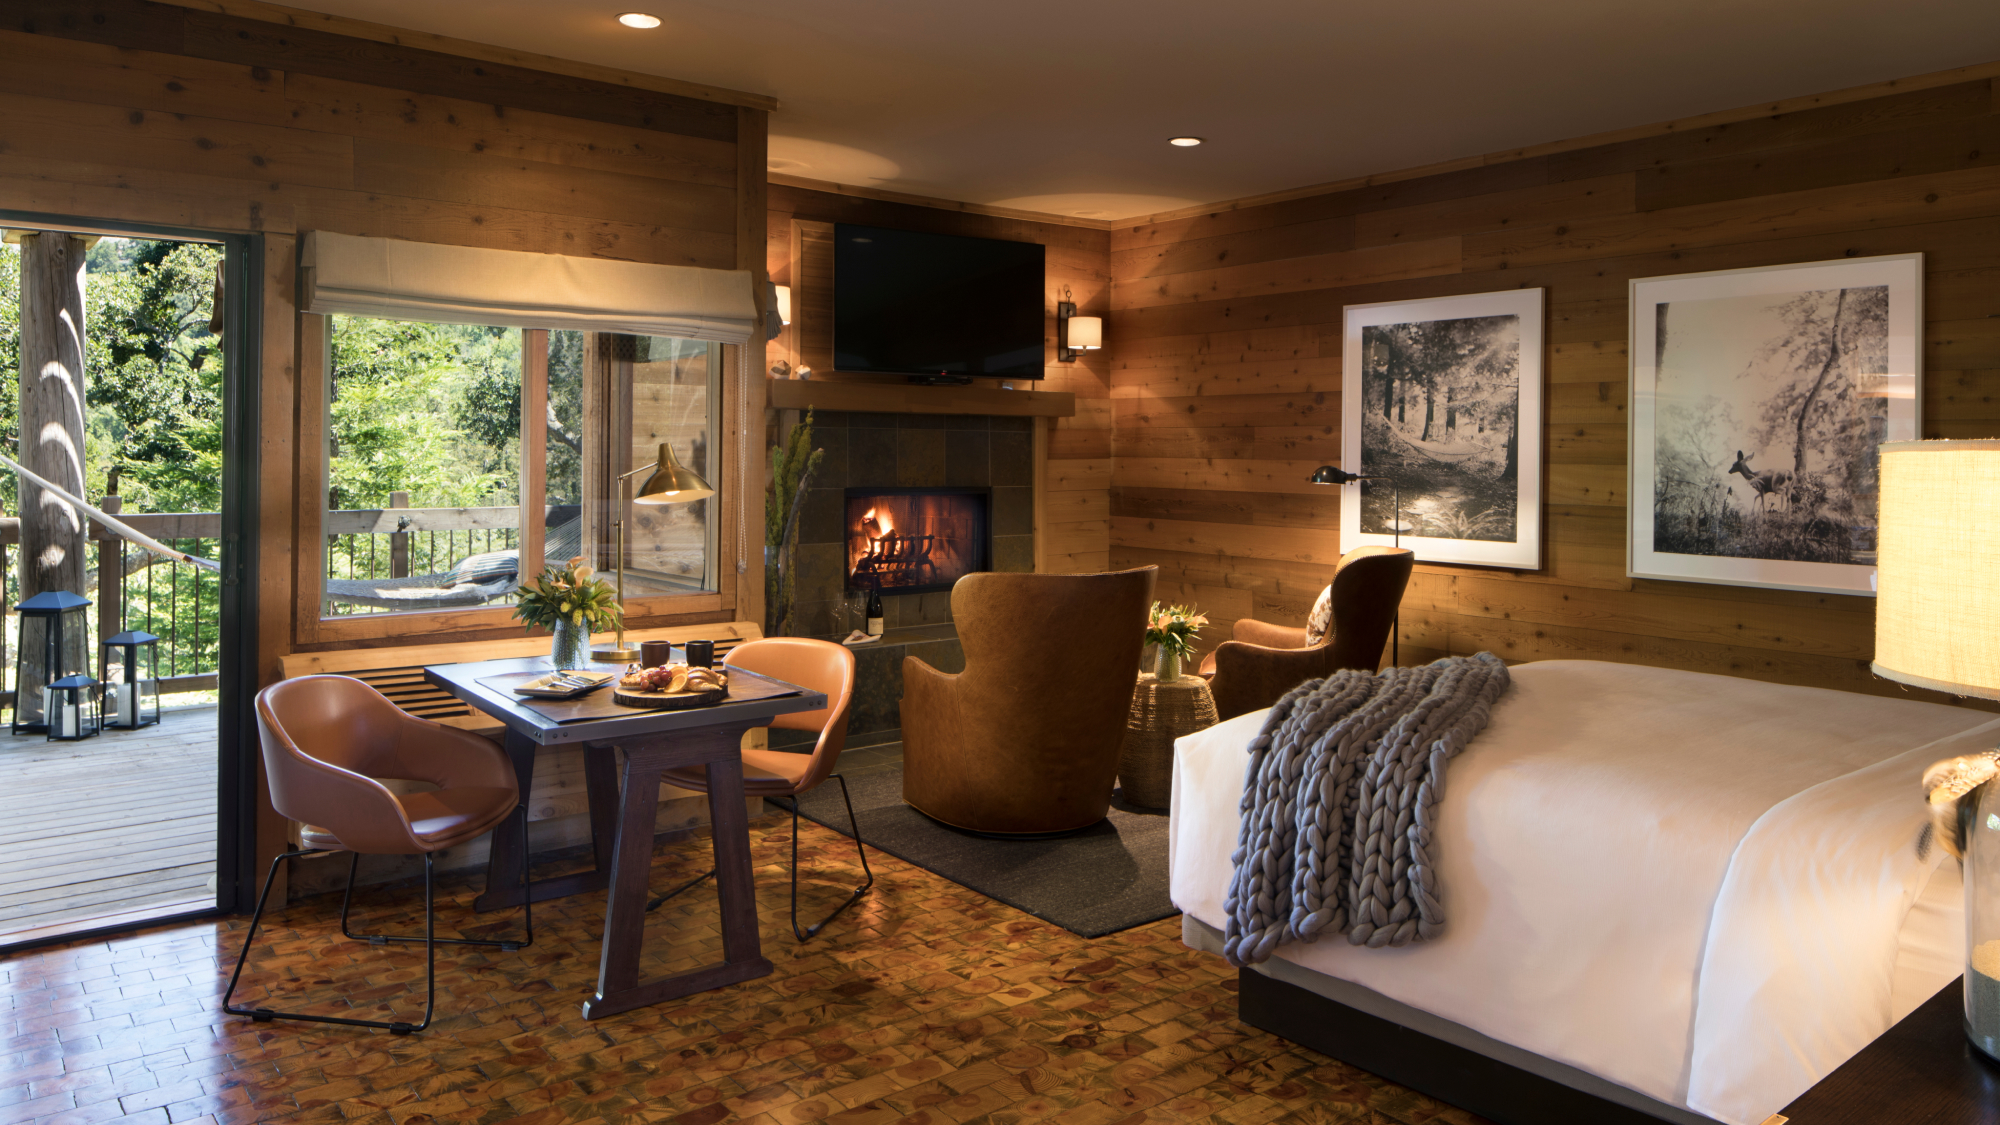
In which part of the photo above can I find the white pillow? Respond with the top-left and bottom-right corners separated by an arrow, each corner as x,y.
1305,584 -> 1334,646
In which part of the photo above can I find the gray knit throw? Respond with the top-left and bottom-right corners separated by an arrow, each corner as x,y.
1223,653 -> 1511,966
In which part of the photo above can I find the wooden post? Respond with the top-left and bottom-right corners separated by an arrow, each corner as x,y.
520,330 -> 548,579
17,231 -> 88,602
388,490 -> 410,578
97,490 -> 123,645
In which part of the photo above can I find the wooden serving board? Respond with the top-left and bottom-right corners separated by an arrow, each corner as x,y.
612,685 -> 728,710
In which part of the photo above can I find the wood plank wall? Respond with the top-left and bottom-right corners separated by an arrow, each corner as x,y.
0,0 -> 770,680
1107,78 -> 2000,708
0,0 -> 772,897
765,183 -> 1112,572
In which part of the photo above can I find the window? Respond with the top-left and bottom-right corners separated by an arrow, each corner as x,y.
318,320 -> 721,619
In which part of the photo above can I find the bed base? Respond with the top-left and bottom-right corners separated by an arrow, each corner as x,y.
1237,966 -> 1699,1125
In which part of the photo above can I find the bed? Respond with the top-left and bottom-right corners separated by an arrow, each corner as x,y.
1169,659 -> 1999,1125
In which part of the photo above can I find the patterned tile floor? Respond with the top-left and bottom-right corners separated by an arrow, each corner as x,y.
0,810 -> 1489,1125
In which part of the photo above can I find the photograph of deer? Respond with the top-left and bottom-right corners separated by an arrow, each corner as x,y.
1340,289 -> 1544,569
1629,254 -> 1922,595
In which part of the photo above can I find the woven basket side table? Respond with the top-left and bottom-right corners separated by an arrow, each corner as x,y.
1118,672 -> 1219,809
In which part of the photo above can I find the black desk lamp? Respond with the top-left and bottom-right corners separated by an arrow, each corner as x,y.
1310,465 -> 1406,665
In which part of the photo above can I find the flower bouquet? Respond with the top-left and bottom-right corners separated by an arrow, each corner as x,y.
514,556 -> 623,669
1144,602 -> 1208,683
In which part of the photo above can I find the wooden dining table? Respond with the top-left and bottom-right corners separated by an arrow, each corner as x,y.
424,652 -> 827,1019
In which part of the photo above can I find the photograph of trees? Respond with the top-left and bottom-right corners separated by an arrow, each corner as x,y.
1342,289 -> 1543,569
1630,254 -> 1920,595
1361,315 -> 1521,541
1652,287 -> 1890,564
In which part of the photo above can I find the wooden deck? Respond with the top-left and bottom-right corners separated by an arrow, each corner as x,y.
0,706 -> 216,946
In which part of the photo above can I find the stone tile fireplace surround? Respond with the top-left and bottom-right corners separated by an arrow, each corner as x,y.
777,409 -> 1035,745
790,410 -> 1034,637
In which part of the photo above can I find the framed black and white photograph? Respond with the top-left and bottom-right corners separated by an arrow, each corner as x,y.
1340,289 -> 1544,569
1629,253 -> 1922,595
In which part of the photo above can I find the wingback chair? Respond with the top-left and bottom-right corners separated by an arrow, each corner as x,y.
901,566 -> 1156,836
1201,546 -> 1415,720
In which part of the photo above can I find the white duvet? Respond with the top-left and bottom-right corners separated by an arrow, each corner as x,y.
1169,660 -> 1998,1125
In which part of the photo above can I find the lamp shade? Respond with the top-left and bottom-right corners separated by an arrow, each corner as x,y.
1873,439 -> 2000,699
633,441 -> 715,505
1067,316 -> 1102,350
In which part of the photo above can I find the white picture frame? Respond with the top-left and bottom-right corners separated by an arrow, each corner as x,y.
1340,289 -> 1545,570
1628,253 -> 1923,596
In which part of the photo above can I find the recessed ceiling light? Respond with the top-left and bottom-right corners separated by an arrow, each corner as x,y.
617,12 -> 662,28
1168,136 -> 1204,147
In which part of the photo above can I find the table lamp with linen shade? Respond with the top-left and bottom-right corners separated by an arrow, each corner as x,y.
1872,438 -> 2000,1060
589,441 -> 713,663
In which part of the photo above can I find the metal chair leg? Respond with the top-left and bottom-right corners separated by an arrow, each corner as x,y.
642,775 -> 873,940
339,805 -> 533,950
644,866 -> 716,912
787,774 -> 873,943
222,850 -> 441,1035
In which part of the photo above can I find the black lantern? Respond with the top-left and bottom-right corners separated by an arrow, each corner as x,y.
44,675 -> 101,742
101,630 -> 162,730
13,590 -> 91,735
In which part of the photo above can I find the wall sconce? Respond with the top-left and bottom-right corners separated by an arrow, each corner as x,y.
775,284 -> 793,326
1057,285 -> 1102,362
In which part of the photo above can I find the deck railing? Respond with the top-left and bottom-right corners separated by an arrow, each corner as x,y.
0,499 -> 533,695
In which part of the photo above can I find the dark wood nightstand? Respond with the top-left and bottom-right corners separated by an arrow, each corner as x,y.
1780,978 -> 2000,1124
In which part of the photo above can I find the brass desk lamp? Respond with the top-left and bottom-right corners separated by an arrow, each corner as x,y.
590,441 -> 714,662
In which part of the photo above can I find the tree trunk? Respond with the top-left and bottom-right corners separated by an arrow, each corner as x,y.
18,232 -> 88,602
1794,289 -> 1849,475
1421,379 -> 1436,442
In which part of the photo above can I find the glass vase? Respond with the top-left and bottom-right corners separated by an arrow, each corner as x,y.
1155,646 -> 1183,684
550,617 -> 590,670
1968,779 -> 2000,1059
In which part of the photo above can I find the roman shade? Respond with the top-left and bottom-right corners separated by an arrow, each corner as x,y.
299,231 -> 759,342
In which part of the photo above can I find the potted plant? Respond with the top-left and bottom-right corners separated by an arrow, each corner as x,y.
514,555 -> 623,669
1145,602 -> 1208,683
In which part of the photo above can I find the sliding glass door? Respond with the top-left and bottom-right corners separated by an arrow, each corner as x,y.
0,215 -> 258,949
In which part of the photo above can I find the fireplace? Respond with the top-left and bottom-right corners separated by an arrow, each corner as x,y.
844,487 -> 992,595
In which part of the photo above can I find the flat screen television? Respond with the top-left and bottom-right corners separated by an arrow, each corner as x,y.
832,223 -> 1045,379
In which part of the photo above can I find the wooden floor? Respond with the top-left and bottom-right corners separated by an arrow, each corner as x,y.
0,811 -> 1487,1125
0,708 -> 217,947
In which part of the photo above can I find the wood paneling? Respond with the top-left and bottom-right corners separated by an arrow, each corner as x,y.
1109,76 -> 2000,700
766,182 -> 1114,573
0,16 -> 769,893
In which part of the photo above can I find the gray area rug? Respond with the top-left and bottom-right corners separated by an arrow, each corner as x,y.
790,760 -> 1178,938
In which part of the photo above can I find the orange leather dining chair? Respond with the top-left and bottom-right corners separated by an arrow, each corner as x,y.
643,637 -> 866,942
1200,545 -> 1414,720
222,674 -> 530,1035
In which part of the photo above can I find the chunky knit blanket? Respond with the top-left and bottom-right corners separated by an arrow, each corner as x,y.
1223,652 -> 1511,966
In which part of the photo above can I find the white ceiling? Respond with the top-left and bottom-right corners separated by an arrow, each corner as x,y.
297,0 -> 2000,221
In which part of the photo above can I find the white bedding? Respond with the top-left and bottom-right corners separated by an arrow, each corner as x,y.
1169,659 -> 1997,1125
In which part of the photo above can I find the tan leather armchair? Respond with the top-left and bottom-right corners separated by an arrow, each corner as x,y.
1201,546 -> 1415,720
225,674 -> 529,1035
901,566 -> 1157,836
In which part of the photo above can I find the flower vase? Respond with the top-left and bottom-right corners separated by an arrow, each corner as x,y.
1155,647 -> 1183,684
550,618 -> 590,670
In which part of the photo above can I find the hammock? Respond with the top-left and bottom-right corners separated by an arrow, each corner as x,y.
323,517 -> 582,610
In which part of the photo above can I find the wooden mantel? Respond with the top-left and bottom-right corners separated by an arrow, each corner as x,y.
766,378 -> 1075,418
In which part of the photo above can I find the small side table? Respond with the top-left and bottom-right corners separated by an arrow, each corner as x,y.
1118,672 -> 1219,808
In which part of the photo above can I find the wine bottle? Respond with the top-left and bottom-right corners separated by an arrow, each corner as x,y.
866,585 -> 885,637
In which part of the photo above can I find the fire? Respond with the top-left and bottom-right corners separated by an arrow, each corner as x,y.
861,506 -> 895,556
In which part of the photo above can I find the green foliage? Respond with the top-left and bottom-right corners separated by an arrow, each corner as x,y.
764,409 -> 824,637
328,315 -> 520,511
1144,602 -> 1209,659
513,557 -> 622,634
